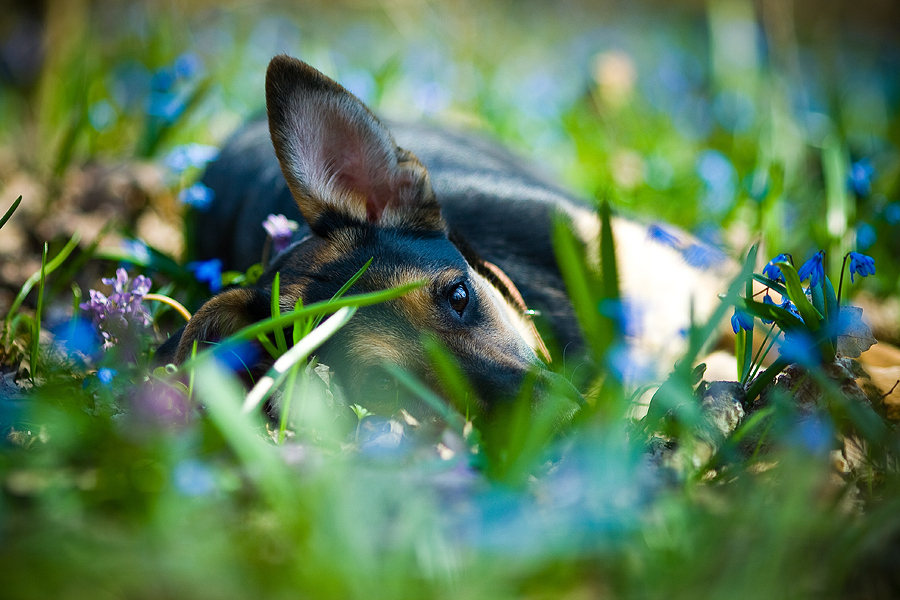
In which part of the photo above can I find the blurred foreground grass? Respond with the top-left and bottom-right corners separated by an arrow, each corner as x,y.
1,1 -> 900,598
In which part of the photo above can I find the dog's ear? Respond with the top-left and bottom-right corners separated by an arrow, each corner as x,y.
265,55 -> 443,235
173,287 -> 271,364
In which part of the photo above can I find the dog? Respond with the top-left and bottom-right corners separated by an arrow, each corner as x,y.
156,54 -> 734,415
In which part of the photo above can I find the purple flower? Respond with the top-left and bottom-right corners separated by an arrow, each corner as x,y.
731,307 -> 754,333
178,182 -> 215,211
797,251 -> 825,288
79,268 -> 153,350
164,143 -> 220,174
188,259 -> 222,292
762,253 -> 791,283
847,252 -> 875,283
263,213 -> 300,254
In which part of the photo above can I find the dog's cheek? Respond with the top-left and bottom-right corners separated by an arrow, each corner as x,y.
174,287 -> 271,364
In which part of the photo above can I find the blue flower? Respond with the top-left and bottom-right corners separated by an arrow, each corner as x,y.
164,144 -> 220,174
121,239 -> 151,264
780,297 -> 803,321
731,308 -> 754,333
797,250 -> 825,288
762,253 -> 791,283
847,252 -> 875,283
646,223 -> 681,248
779,331 -> 820,366
173,52 -> 204,79
98,368 -> 117,385
188,259 -> 222,292
884,202 -> 900,225
761,294 -> 776,324
847,158 -> 875,197
178,182 -> 215,211
146,91 -> 187,122
856,222 -> 877,251
682,243 -> 727,270
173,459 -> 217,497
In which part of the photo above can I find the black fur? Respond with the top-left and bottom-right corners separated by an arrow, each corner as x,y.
191,118 -> 585,357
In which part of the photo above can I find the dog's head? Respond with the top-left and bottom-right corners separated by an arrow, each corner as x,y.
172,55 -> 571,414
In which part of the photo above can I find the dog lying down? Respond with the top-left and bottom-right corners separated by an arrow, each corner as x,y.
156,54 -> 738,414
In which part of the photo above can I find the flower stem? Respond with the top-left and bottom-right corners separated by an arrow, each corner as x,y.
836,253 -> 849,305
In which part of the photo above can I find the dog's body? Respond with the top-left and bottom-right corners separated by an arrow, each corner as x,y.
159,55 -> 734,412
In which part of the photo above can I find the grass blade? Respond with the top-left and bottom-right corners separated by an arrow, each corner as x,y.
242,306 -> 357,414
0,195 -> 22,230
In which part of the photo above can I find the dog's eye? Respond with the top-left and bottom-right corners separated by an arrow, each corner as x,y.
448,282 -> 469,315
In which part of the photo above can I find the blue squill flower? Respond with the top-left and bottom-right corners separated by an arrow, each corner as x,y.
98,368 -> 117,385
731,308 -> 754,333
646,223 -> 681,248
761,294 -> 776,325
188,259 -> 223,292
165,144 -> 220,174
847,158 -> 875,197
847,252 -> 875,283
178,182 -> 215,211
797,251 -> 825,288
762,253 -> 791,283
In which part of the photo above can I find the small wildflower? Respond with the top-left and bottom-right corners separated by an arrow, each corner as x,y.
856,222 -> 877,251
779,331 -> 820,366
761,294 -> 776,324
780,297 -> 803,321
121,239 -> 151,264
98,368 -> 116,385
647,223 -> 681,248
188,259 -> 223,292
847,158 -> 875,197
762,253 -> 791,283
178,182 -> 215,211
797,250 -> 825,288
682,243 -> 726,270
731,307 -> 754,333
173,459 -> 217,497
80,268 -> 152,350
263,214 -> 300,254
847,252 -> 875,283
146,91 -> 186,122
173,52 -> 204,79
164,144 -> 220,174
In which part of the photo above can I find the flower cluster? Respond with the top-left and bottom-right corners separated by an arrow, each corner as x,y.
263,213 -> 300,254
848,251 -> 876,283
80,268 -> 152,350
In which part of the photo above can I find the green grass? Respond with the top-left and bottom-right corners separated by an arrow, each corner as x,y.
1,1 -> 899,599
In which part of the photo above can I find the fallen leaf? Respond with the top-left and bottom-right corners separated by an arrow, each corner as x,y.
837,306 -> 877,358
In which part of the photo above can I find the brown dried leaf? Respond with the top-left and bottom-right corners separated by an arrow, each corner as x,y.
837,306 -> 877,358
